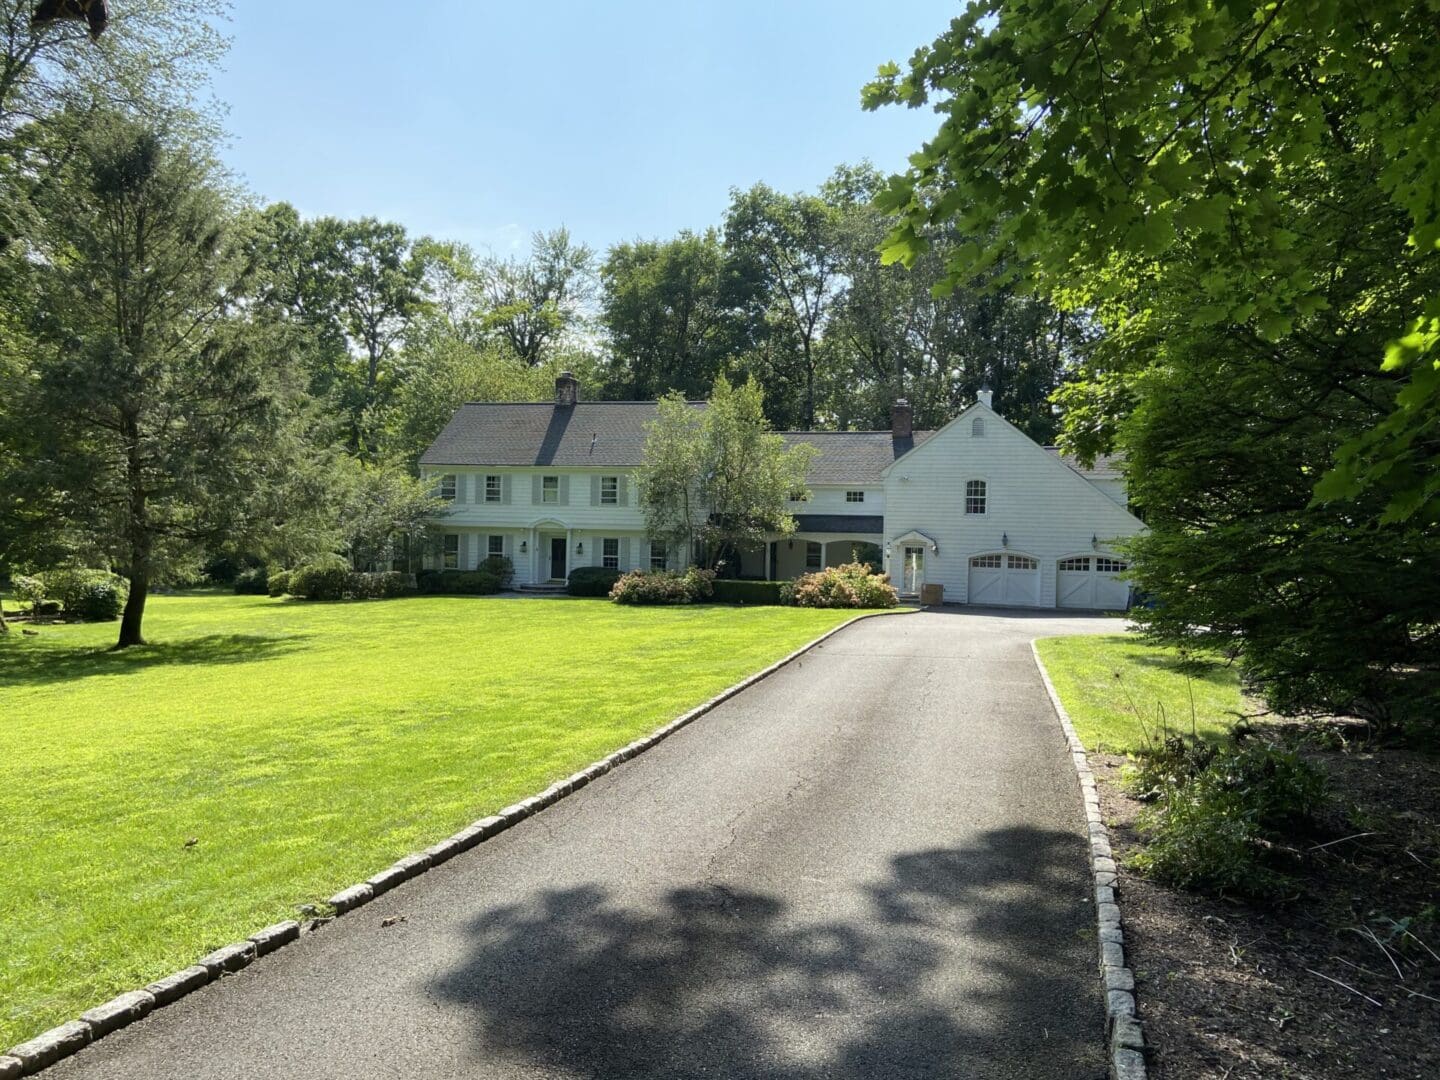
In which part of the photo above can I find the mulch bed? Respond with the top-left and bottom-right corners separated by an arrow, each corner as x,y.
1094,734 -> 1440,1079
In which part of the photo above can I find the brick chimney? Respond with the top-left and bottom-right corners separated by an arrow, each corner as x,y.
555,371 -> 578,408
891,398 -> 913,440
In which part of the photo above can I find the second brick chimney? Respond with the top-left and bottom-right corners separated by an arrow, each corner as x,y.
555,371 -> 578,408
892,398 -> 913,440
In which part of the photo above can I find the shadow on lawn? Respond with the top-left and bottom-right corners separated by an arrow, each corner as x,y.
0,632 -> 306,688
428,827 -> 1106,1080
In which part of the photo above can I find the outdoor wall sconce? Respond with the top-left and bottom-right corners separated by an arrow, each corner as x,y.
788,539 -> 794,550
1002,532 -> 1009,548
519,540 -> 527,554
1091,533 -> 1099,550
576,541 -> 584,555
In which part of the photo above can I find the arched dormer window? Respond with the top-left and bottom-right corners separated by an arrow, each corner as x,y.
972,417 -> 985,437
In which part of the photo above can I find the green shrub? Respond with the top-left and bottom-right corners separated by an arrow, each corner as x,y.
1130,743 -> 1328,900
711,579 -> 786,605
479,555 -> 514,588
233,567 -> 269,595
290,555 -> 353,601
349,571 -> 414,599
567,566 -> 622,597
1120,735 -> 1217,801
12,575 -> 46,608
610,567 -> 715,605
41,569 -> 130,622
267,569 -> 293,597
782,563 -> 898,609
416,570 -> 502,596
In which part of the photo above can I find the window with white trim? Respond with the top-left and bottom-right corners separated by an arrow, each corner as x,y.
602,537 -> 620,570
601,476 -> 619,505
1058,557 -> 1091,572
970,554 -> 1002,569
845,490 -> 865,503
1007,555 -> 1038,571
542,475 -> 559,504
485,474 -> 502,502
965,480 -> 987,515
442,534 -> 459,569
1096,557 -> 1129,573
806,541 -> 823,569
649,543 -> 667,571
487,534 -> 504,558
438,474 -> 457,501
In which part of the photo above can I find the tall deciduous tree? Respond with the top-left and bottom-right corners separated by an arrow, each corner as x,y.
12,115 -> 302,647
480,227 -> 595,366
636,376 -> 815,568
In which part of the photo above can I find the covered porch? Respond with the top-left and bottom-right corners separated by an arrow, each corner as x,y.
731,514 -> 884,582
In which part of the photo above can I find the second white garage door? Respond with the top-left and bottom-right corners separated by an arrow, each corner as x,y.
1057,555 -> 1131,610
968,553 -> 1040,606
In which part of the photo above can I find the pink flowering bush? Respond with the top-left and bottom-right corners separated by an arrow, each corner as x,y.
781,562 -> 898,609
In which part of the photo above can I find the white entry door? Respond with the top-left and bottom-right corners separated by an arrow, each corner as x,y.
968,553 -> 1040,606
901,546 -> 924,596
1057,555 -> 1131,609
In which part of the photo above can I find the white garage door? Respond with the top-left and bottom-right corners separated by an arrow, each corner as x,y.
1057,555 -> 1131,610
968,553 -> 1040,607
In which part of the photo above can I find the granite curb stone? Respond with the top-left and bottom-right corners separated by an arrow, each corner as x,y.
1033,640 -> 1150,1080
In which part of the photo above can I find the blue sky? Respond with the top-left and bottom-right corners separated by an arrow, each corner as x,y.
210,1 -> 955,255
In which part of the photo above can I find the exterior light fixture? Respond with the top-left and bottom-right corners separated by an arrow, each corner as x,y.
576,541 -> 584,555
1091,534 -> 1099,550
519,540 -> 527,554
1002,532 -> 1009,548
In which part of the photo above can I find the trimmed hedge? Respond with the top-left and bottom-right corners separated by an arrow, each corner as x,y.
711,579 -> 787,606
478,555 -> 514,588
267,569 -> 293,597
416,569 -> 503,596
567,566 -> 622,597
290,556 -> 353,601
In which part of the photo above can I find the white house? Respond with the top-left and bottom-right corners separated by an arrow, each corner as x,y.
419,373 -> 1145,608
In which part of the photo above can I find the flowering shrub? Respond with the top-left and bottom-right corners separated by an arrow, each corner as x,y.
610,567 -> 716,605
781,562 -> 898,609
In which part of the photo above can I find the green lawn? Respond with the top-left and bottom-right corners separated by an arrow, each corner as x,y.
1034,634 -> 1246,754
0,592 -> 869,1048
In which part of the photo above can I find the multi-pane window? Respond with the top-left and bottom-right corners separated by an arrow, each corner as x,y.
542,476 -> 559,504
602,537 -> 620,570
965,479 -> 987,515
789,489 -> 810,502
972,418 -> 986,437
438,474 -> 457,501
649,543 -> 667,571
1059,557 -> 1091,572
806,541 -> 823,569
488,535 -> 504,558
1096,557 -> 1129,573
485,475 -> 502,502
845,490 -> 865,503
1007,555 -> 1038,571
442,534 -> 459,569
970,554 -> 1002,569
601,476 -> 619,505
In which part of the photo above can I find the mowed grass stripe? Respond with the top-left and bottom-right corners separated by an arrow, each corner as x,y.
0,592 -> 862,1047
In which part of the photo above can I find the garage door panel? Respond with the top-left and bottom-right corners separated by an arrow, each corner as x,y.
969,553 -> 1039,607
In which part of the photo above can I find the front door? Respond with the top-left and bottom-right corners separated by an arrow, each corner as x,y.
549,537 -> 567,581
902,546 -> 924,595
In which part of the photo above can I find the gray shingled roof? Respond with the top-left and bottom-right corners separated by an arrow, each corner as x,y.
793,514 -> 885,534
420,401 -> 934,484
1044,447 -> 1125,479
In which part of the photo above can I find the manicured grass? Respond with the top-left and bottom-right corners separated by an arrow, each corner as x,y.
1034,634 -> 1246,754
0,592 -> 870,1048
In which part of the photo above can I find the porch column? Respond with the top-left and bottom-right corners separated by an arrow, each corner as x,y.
565,528 -> 573,580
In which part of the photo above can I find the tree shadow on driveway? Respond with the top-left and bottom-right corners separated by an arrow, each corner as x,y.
428,826 -> 1106,1080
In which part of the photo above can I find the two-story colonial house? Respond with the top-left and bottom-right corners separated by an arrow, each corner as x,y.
419,372 -> 1145,608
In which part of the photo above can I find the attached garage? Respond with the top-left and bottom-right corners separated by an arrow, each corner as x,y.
1056,555 -> 1132,610
968,553 -> 1040,606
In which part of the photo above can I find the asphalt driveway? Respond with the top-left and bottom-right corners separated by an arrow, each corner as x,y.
48,608 -> 1120,1080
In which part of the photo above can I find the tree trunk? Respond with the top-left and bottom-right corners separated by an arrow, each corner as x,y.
0,601 -> 9,635
117,571 -> 148,648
